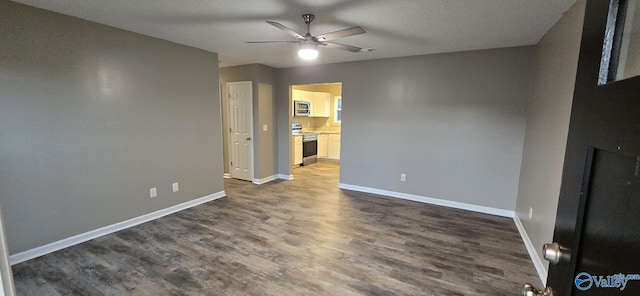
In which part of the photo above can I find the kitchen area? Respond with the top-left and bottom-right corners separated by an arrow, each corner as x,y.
291,83 -> 342,169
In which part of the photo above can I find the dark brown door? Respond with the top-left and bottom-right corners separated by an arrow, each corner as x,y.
537,0 -> 640,295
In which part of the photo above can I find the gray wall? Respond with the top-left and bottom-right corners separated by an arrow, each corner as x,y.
0,2 -> 224,253
277,47 -> 534,211
220,64 -> 277,179
257,82 -> 276,179
515,0 -> 586,272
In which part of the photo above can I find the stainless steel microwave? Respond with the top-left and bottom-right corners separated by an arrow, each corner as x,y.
294,100 -> 311,116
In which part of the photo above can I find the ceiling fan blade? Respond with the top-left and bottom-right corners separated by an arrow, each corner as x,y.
316,26 -> 365,41
321,42 -> 362,53
246,41 -> 298,43
266,21 -> 306,40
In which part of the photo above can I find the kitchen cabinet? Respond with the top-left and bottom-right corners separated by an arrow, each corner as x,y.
294,135 -> 303,165
310,92 -> 330,117
292,89 -> 312,102
328,134 -> 341,160
318,134 -> 328,158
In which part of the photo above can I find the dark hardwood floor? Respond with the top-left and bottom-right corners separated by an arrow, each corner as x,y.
12,161 -> 541,295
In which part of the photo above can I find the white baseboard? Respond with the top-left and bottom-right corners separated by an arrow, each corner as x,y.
278,174 -> 294,180
223,173 -> 231,179
253,175 -> 278,185
338,183 -> 514,218
513,214 -> 548,284
10,191 -> 227,265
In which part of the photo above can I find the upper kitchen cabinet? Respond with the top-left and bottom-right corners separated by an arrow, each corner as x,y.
310,92 -> 330,117
292,89 -> 311,102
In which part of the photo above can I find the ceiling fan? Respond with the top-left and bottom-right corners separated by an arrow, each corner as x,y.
247,14 -> 371,60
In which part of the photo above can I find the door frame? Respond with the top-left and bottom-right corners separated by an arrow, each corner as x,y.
226,81 -> 254,181
289,82 -> 343,176
0,205 -> 15,296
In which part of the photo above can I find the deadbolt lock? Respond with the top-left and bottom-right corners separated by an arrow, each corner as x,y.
543,242 -> 570,265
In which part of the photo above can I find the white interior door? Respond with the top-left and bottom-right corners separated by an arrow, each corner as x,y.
227,81 -> 253,182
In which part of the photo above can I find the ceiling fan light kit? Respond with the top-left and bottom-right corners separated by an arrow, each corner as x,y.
298,42 -> 318,60
247,13 -> 369,61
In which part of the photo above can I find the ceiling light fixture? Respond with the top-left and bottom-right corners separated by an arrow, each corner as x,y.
298,41 -> 318,60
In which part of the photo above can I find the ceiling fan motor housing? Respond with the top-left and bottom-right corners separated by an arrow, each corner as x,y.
302,14 -> 315,24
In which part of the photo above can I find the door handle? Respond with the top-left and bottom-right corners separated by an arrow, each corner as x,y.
246,137 -> 251,140
543,242 -> 570,265
523,283 -> 553,296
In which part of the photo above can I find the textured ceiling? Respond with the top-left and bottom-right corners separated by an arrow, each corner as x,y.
13,0 -> 577,68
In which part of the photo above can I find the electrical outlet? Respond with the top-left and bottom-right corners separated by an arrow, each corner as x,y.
400,173 -> 406,182
172,182 -> 179,192
529,207 -> 533,219
150,187 -> 157,198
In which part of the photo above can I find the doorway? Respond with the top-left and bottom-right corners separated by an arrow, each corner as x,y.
290,82 -> 342,178
227,81 -> 254,182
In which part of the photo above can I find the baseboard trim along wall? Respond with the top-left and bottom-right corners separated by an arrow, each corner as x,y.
10,191 -> 227,265
338,183 -> 515,218
513,214 -> 548,284
278,174 -> 294,180
253,175 -> 279,185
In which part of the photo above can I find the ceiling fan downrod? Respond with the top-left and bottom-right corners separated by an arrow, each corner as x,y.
302,14 -> 314,37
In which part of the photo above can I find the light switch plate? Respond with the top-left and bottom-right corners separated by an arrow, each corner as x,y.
172,182 -> 179,192
263,124 -> 268,131
150,187 -> 157,198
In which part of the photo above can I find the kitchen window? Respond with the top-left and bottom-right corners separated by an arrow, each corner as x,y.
333,96 -> 342,124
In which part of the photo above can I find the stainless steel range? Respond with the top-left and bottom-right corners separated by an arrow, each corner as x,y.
302,132 -> 318,166
292,123 -> 318,166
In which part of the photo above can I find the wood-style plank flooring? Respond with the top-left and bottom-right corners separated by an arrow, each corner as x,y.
12,161 -> 541,295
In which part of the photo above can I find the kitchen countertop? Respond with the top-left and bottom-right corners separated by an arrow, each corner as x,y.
303,130 -> 341,135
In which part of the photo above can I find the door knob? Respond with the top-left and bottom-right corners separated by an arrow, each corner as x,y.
523,283 -> 553,296
543,242 -> 570,265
